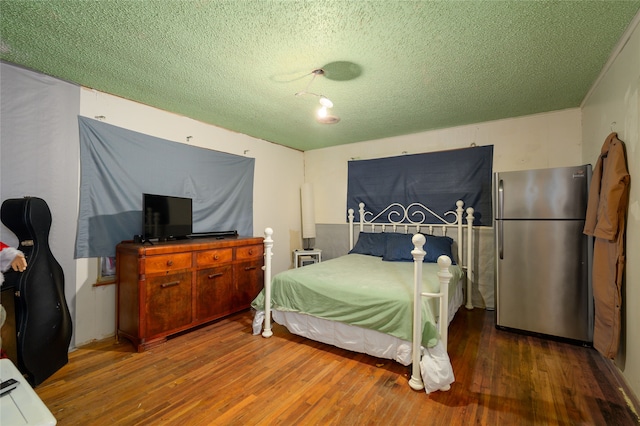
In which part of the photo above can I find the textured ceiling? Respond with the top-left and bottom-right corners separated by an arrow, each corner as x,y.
1,1 -> 639,151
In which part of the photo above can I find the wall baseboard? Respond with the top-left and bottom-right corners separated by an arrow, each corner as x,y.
603,356 -> 640,421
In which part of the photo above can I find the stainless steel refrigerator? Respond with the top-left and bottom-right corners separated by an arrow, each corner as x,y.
494,165 -> 593,343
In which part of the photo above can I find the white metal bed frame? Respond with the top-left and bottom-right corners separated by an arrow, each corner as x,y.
260,200 -> 475,392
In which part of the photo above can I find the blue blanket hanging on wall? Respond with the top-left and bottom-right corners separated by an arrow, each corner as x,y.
347,146 -> 493,226
75,117 -> 254,258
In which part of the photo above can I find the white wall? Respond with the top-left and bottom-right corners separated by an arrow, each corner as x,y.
304,108 -> 583,308
581,16 -> 640,402
1,63 -> 81,346
76,95 -> 586,338
305,108 -> 582,224
0,74 -> 304,348
73,89 -> 304,345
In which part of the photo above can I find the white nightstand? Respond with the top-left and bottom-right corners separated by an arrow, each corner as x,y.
1,359 -> 56,425
293,249 -> 322,268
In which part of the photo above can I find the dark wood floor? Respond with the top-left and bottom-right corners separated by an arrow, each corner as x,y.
34,308 -> 639,425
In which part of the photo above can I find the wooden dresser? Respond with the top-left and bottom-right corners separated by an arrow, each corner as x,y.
116,236 -> 264,351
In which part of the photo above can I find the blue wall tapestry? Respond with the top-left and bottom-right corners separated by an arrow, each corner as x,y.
347,146 -> 493,226
76,117 -> 254,258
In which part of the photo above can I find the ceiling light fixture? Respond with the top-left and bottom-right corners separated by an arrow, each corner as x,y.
319,96 -> 333,108
295,69 -> 340,124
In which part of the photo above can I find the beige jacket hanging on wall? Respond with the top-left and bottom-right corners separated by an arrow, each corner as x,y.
583,132 -> 630,359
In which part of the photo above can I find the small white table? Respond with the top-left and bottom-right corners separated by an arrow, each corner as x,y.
293,249 -> 322,268
0,359 -> 56,425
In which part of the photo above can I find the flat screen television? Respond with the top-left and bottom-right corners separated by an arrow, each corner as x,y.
143,193 -> 193,241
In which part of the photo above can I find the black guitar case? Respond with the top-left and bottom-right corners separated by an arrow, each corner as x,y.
1,196 -> 73,386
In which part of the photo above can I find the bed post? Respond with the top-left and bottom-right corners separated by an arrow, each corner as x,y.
464,208 -> 475,310
436,255 -> 452,350
455,200 -> 464,265
348,208 -> 355,250
358,202 -> 365,232
262,228 -> 274,338
409,234 -> 426,391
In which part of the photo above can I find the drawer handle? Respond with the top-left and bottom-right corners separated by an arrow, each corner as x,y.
167,260 -> 173,266
244,266 -> 257,271
213,255 -> 219,261
248,249 -> 253,255
161,281 -> 180,288
208,273 -> 223,279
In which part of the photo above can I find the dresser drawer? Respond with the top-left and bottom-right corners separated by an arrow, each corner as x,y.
145,253 -> 192,274
196,248 -> 233,267
236,244 -> 263,260
145,271 -> 192,336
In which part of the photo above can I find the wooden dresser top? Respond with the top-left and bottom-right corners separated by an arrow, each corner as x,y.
116,236 -> 263,256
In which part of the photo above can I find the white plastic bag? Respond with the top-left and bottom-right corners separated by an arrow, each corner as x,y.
252,310 -> 265,335
419,340 -> 455,394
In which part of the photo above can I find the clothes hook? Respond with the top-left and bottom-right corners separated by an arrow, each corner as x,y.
610,122 -> 616,132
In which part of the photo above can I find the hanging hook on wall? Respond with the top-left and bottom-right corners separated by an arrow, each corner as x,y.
610,122 -> 617,132
472,126 -> 479,147
186,136 -> 193,142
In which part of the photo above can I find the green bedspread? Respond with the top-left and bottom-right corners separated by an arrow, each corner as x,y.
252,253 -> 463,347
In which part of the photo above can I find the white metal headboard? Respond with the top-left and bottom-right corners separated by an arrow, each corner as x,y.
347,200 -> 475,310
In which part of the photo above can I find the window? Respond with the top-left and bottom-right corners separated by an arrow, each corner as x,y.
95,256 -> 116,286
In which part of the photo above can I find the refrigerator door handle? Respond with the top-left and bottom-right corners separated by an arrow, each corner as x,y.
498,179 -> 504,259
498,221 -> 503,259
498,178 -> 504,219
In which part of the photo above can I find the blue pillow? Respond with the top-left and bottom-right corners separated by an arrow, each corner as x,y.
424,234 -> 456,264
349,232 -> 387,257
382,233 -> 456,264
382,233 -> 414,261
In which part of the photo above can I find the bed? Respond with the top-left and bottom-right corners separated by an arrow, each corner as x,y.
252,200 -> 475,394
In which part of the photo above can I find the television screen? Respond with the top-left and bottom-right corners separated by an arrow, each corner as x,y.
143,193 -> 192,241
